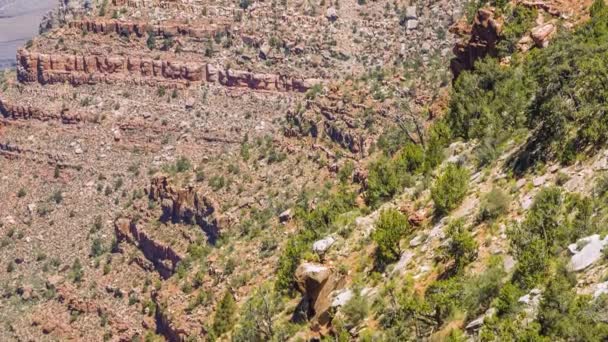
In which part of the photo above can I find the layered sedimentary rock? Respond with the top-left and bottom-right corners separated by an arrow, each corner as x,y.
450,8 -> 502,77
0,97 -> 81,123
69,18 -> 230,39
16,49 -> 322,91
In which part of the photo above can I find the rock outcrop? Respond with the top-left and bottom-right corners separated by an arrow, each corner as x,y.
153,299 -> 190,342
531,23 -> 556,48
16,49 -> 323,91
568,234 -> 608,272
114,218 -> 183,278
0,97 -> 81,123
148,175 -> 222,243
450,8 -> 502,77
69,19 -> 230,40
294,263 -> 345,326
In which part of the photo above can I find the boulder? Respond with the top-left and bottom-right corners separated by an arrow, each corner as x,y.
593,153 -> 608,171
520,195 -> 533,210
465,308 -> 496,331
503,255 -> 516,272
518,288 -> 542,323
594,281 -> 608,298
516,178 -> 527,189
331,287 -> 378,308
406,6 -> 417,20
568,234 -> 608,271
17,285 -> 34,300
331,288 -> 353,307
518,288 -> 542,305
409,235 -> 424,247
295,263 -> 331,295
326,7 -> 338,21
531,23 -> 555,48
408,209 -> 426,226
312,236 -> 336,255
407,19 -> 419,30
259,43 -> 271,60
279,209 -> 293,223
294,263 -> 344,325
532,175 -> 546,187
392,251 -> 414,275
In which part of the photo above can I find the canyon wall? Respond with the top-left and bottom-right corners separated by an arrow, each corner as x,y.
16,49 -> 322,91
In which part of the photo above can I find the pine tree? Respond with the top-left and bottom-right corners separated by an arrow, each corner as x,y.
211,290 -> 237,337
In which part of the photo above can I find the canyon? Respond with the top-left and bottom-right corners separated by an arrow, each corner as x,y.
1,0 -> 606,341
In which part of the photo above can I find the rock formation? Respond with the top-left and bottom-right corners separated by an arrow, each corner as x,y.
450,8 -> 503,77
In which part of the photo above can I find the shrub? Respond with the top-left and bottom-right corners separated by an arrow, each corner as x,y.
394,143 -> 425,174
512,239 -> 550,289
497,6 -> 538,56
555,172 -> 570,186
233,284 -> 282,341
366,156 -> 401,207
209,175 -> 225,191
479,187 -> 510,221
240,140 -> 250,161
536,263 -> 608,340
424,121 -> 451,171
366,155 -> 414,208
426,277 -> 463,325
338,160 -> 355,184
443,219 -> 478,274
276,188 -> 356,292
70,258 -> 84,283
52,190 -> 63,204
506,187 -> 599,288
275,237 -> 307,293
446,329 -> 467,342
341,288 -> 370,328
175,156 -> 191,173
98,0 -> 108,16
461,258 -> 505,317
494,283 -> 521,316
379,279 -> 434,339
195,169 -> 205,182
594,173 -> 608,198
372,209 -> 410,265
431,163 -> 469,216
510,187 -> 563,254
91,238 -> 105,257
447,58 -> 532,142
239,0 -> 251,9
377,127 -> 411,156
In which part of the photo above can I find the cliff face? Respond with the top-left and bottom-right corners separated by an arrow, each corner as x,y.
115,218 -> 183,278
0,96 -> 81,123
16,49 -> 321,91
